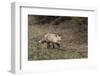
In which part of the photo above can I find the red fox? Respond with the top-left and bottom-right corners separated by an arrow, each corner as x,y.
39,33 -> 61,48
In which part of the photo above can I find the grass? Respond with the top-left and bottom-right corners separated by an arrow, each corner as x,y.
28,25 -> 88,60
29,48 -> 87,60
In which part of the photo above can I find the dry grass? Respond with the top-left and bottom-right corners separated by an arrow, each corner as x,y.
28,23 -> 88,60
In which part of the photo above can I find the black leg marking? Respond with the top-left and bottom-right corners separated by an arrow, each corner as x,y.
56,43 -> 60,48
47,42 -> 51,48
52,43 -> 55,48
